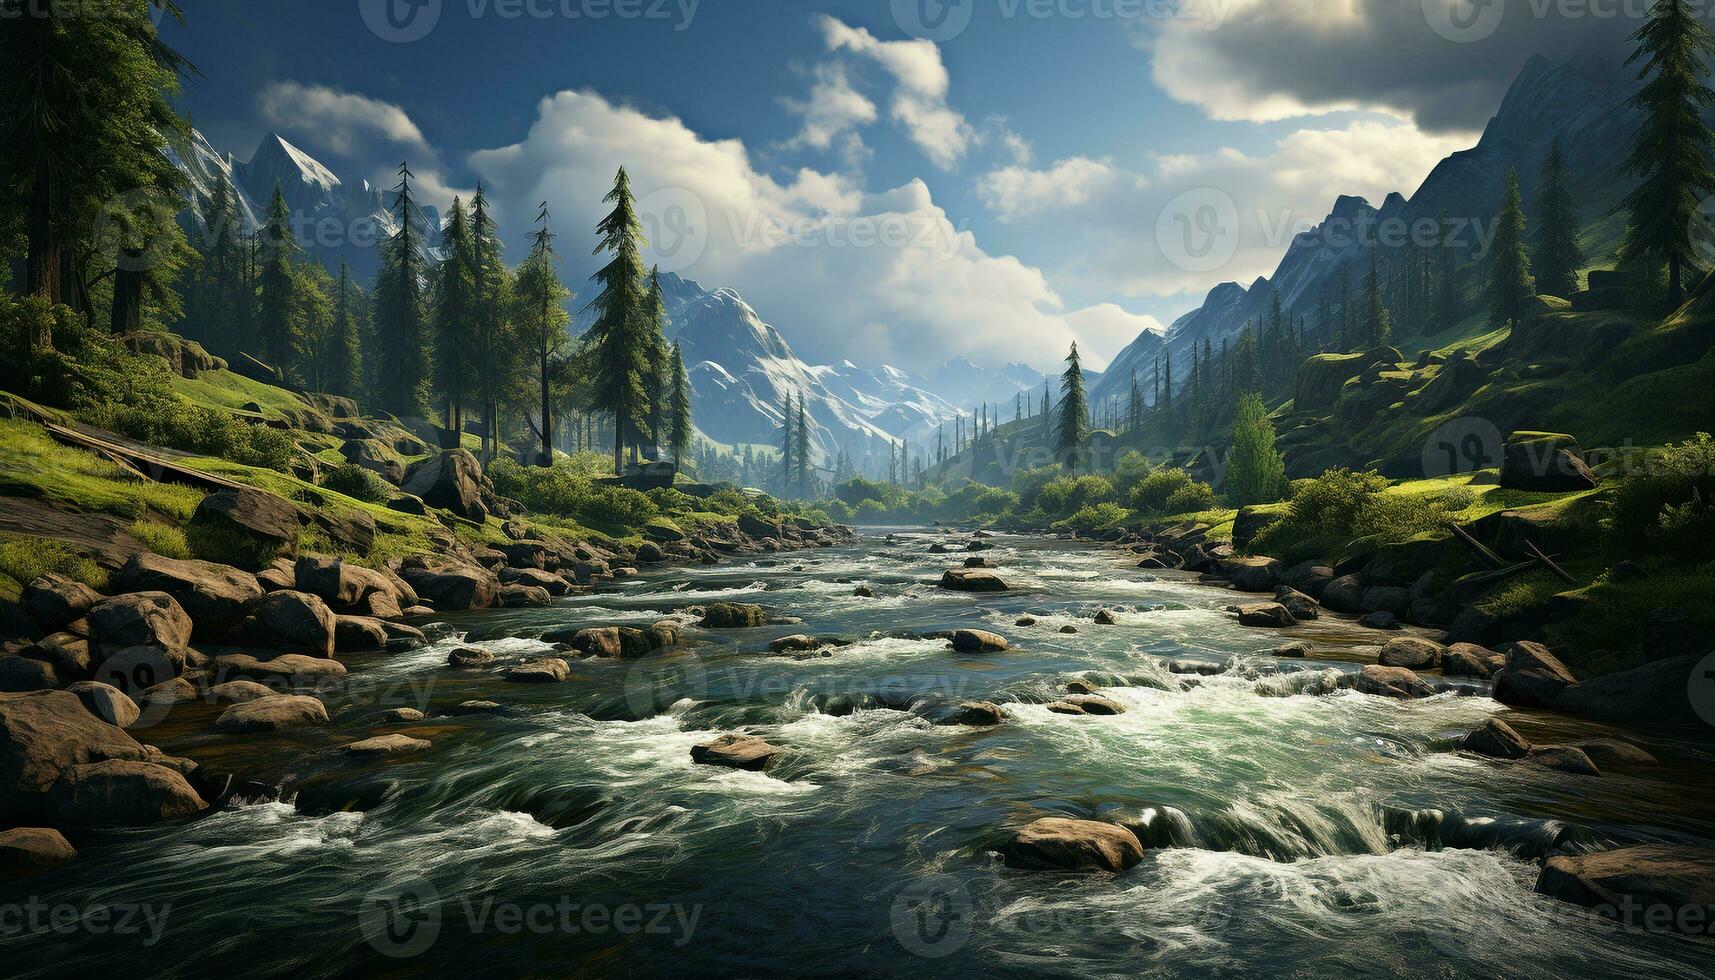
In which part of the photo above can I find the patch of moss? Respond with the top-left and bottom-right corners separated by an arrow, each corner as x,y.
0,532 -> 109,593
129,520 -> 190,559
0,418 -> 204,521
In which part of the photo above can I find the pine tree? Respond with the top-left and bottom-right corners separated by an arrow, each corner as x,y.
257,182 -> 299,378
642,267 -> 671,460
1337,262 -> 1353,351
667,342 -> 693,469
795,396 -> 811,495
1057,343 -> 1089,472
514,201 -> 573,467
374,162 -> 431,418
1226,392 -> 1287,506
1621,0 -> 1715,304
432,197 -> 477,441
1362,251 -> 1386,347
1233,324 -> 1262,396
1487,168 -> 1536,326
470,185 -> 516,463
1536,141 -> 1584,296
326,260 -> 363,398
779,391 -> 794,491
1162,351 -> 1173,409
583,168 -> 652,473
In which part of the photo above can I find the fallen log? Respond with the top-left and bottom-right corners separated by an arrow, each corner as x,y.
42,423 -> 249,494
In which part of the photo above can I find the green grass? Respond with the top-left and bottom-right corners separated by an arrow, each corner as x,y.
0,418 -> 204,521
0,533 -> 109,602
129,520 -> 190,559
171,369 -> 309,420
1545,561 -> 1715,675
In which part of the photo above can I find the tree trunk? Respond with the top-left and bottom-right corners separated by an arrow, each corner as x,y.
539,351 -> 552,468
24,162 -> 61,317
111,251 -> 144,335
613,409 -> 624,475
1671,253 -> 1684,306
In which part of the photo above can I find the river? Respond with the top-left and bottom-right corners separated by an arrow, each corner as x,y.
4,530 -> 1713,978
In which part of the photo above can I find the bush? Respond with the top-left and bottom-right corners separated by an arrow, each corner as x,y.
0,533 -> 108,595
1608,433 -> 1715,562
1251,469 -> 1478,563
1037,475 -> 1115,518
1054,502 -> 1130,533
1110,451 -> 1156,502
489,459 -> 659,529
1129,468 -> 1214,515
322,464 -> 392,504
1163,482 -> 1218,514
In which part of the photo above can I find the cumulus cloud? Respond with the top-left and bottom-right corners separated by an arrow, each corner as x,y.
258,82 -> 430,157
468,90 -> 1150,370
1144,0 -> 1632,132
816,15 -> 975,169
978,119 -> 1473,300
781,63 -> 877,155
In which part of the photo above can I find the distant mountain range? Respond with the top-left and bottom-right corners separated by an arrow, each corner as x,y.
164,129 -> 1044,476
1090,38 -> 1642,409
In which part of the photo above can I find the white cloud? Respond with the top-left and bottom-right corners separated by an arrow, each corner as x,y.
977,119 -> 1474,300
258,82 -> 430,157
816,16 -> 974,169
467,90 -> 1147,370
781,63 -> 877,155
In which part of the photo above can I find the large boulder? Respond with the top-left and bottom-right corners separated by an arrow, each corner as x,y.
212,653 -> 346,686
339,439 -> 404,484
950,629 -> 1010,653
112,553 -> 263,634
238,591 -> 336,657
1551,655 -> 1704,727
1378,637 -> 1445,671
1441,643 -> 1506,678
45,760 -> 206,826
940,701 -> 1005,726
294,557 -> 396,609
87,593 -> 193,650
193,488 -> 306,546
333,616 -> 390,653
999,817 -> 1145,873
401,450 -> 489,521
66,682 -> 140,729
1536,845 -> 1715,936
0,655 -> 61,692
215,694 -> 329,733
1491,642 -> 1578,709
1236,603 -> 1296,628
1499,432 -> 1599,492
1224,556 -> 1283,593
1461,718 -> 1531,759
505,658 -> 572,684
939,569 -> 1010,593
691,734 -> 783,771
21,574 -> 101,633
1354,665 -> 1434,700
0,691 -> 152,822
699,603 -> 768,629
1320,575 -> 1366,614
1272,587 -> 1320,621
401,564 -> 500,611
0,827 -> 77,867
1294,352 -> 1370,413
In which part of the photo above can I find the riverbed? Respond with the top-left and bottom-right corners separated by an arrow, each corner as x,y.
4,530 -> 1713,977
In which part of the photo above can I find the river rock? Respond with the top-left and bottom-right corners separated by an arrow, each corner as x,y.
1461,718 -> 1531,759
950,629 -> 1010,653
1061,694 -> 1126,715
1550,655 -> 1703,727
499,567 -> 570,596
44,760 -> 207,826
1570,739 -> 1658,767
1378,637 -> 1445,671
505,658 -> 571,683
1093,609 -> 1118,625
237,591 -> 336,657
853,585 -> 876,598
1441,643 -> 1505,678
700,603 -> 768,629
87,593 -> 193,651
1224,556 -> 1283,593
212,653 -> 346,686
1272,587 -> 1320,621
1500,432 -> 1599,492
1362,587 -> 1411,617
940,701 -> 1005,726
1273,642 -> 1313,659
209,680 -> 277,703
216,695 -> 328,733
0,655 -> 60,692
1491,642 -> 1578,709
1320,575 -> 1366,614
999,817 -> 1144,873
1059,625 -> 1080,634
66,682 -> 140,729
22,574 -> 102,634
1237,603 -> 1296,628
0,691 -> 153,821
400,564 -> 500,611
344,735 -> 431,757
401,449 -> 489,520
1526,745 -> 1602,776
769,635 -> 822,653
451,700 -> 504,715
1536,845 -> 1715,936
691,734 -> 783,771
112,553 -> 262,635
294,557 -> 397,609
1355,665 -> 1434,700
446,647 -> 495,668
1357,611 -> 1402,631
19,633 -> 94,679
939,569 -> 1009,593
381,707 -> 425,723
0,827 -> 77,867
193,488 -> 305,545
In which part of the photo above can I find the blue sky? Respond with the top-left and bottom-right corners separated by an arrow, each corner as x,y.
165,1 -> 1622,371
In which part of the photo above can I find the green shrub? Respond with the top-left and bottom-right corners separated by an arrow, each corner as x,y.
1163,482 -> 1218,514
323,464 -> 392,504
489,459 -> 659,529
1607,433 -> 1715,562
129,520 -> 190,559
1037,475 -> 1115,517
1251,468 -> 1478,563
1054,502 -> 1130,533
1110,451 -> 1156,502
1129,468 -> 1214,515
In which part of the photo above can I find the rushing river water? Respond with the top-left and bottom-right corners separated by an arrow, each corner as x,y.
5,530 -> 1715,978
